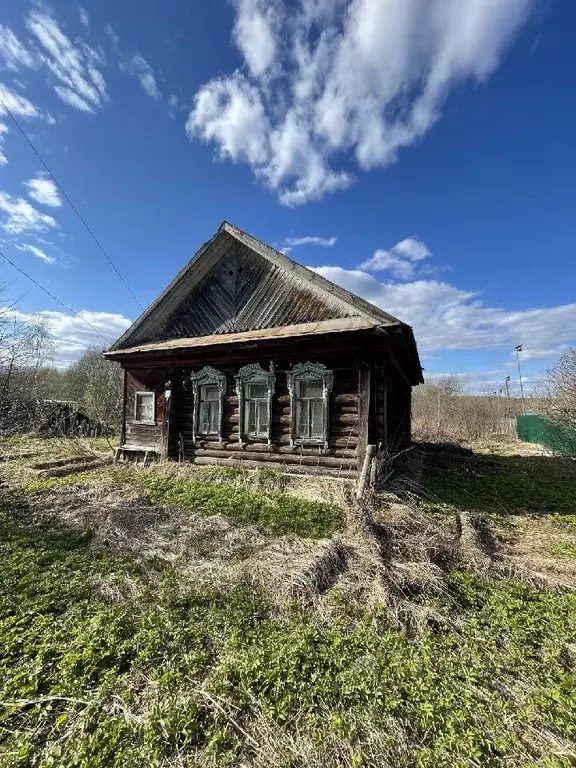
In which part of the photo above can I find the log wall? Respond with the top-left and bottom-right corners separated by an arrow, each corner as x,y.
124,369 -> 167,452
167,361 -> 360,472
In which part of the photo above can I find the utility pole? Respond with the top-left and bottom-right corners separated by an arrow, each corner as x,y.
515,344 -> 526,415
505,375 -> 511,417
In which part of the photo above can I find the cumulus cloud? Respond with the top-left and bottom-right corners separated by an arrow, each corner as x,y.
0,191 -> 58,235
188,73 -> 269,166
360,236 -> 432,279
24,176 -> 62,207
26,9 -> 108,113
16,243 -> 55,264
189,0 -> 534,205
0,24 -> 38,71
3,309 -> 132,365
120,52 -> 160,100
233,0 -> 279,78
312,265 -> 576,362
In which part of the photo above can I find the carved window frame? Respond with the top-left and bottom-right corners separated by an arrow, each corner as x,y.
235,363 -> 275,444
190,366 -> 227,443
287,362 -> 334,449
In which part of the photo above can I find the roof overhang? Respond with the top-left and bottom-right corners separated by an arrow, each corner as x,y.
104,317 -> 389,359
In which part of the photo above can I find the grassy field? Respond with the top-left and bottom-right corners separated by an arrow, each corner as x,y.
1,436 -> 575,767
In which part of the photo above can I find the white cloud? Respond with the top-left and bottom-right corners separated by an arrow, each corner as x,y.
312,265 -> 576,362
24,176 -> 62,207
2,309 -> 132,365
121,52 -> 160,100
0,191 -> 58,235
190,0 -> 534,205
16,243 -> 55,264
0,24 -> 38,71
283,235 -> 337,249
26,10 -> 108,114
0,122 -> 7,165
168,94 -> 178,108
0,82 -> 47,122
360,236 -> 432,279
233,0 -> 279,78
79,8 -> 90,30
187,73 -> 270,166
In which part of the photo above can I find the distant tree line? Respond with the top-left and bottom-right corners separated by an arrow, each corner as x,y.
0,288 -> 122,436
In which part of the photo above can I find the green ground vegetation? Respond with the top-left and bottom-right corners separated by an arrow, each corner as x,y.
1,437 -> 576,766
419,444 -> 576,522
1,502 -> 575,768
20,463 -> 343,540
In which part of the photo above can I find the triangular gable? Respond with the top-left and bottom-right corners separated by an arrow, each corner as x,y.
109,222 -> 402,352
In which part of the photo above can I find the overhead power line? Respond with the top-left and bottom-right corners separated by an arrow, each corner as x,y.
0,249 -> 110,344
0,96 -> 144,311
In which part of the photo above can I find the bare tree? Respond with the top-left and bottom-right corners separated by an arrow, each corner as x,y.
540,349 -> 576,431
63,349 -> 123,434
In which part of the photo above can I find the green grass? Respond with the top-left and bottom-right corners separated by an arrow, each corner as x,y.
548,541 -> 576,559
1,505 -> 575,767
21,466 -> 344,540
420,449 -> 576,521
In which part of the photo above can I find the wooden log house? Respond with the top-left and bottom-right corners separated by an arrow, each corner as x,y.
104,222 -> 423,478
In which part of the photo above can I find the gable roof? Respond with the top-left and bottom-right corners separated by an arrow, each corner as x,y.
108,221 -> 415,368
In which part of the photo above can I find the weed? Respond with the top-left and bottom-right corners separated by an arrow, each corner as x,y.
547,541 -> 576,559
1,507 -> 576,767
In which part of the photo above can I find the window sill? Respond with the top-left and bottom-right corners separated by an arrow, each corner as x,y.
294,438 -> 326,446
134,421 -> 156,426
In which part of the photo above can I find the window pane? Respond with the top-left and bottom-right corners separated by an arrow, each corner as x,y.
248,382 -> 267,400
136,393 -> 154,421
301,380 -> 323,399
209,401 -> 219,434
246,399 -> 256,434
198,401 -> 210,433
310,399 -> 324,437
295,399 -> 308,438
256,400 -> 269,435
200,384 -> 219,401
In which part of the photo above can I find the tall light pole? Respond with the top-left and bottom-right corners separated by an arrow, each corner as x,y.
515,344 -> 526,415
505,375 -> 511,417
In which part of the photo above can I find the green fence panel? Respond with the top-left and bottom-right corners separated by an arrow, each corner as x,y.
517,414 -> 576,456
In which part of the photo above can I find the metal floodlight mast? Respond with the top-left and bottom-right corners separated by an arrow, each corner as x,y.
515,345 -> 526,415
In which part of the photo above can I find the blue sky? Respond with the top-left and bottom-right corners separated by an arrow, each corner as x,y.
0,0 -> 574,394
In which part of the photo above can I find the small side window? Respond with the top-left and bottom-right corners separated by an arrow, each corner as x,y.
135,392 -> 155,423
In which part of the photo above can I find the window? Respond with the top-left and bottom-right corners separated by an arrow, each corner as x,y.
198,384 -> 220,435
190,366 -> 226,443
295,379 -> 324,440
135,392 -> 155,423
235,363 -> 275,443
245,382 -> 269,438
287,363 -> 333,448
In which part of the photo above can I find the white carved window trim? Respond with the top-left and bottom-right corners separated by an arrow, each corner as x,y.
235,363 -> 275,444
287,363 -> 333,449
134,391 -> 156,425
190,366 -> 226,443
